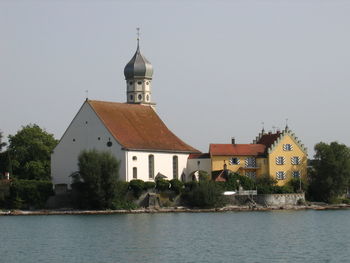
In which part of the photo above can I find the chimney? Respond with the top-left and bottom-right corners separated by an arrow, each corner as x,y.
231,137 -> 235,144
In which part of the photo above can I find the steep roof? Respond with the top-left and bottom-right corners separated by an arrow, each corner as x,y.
88,100 -> 199,153
256,132 -> 281,149
209,144 -> 266,156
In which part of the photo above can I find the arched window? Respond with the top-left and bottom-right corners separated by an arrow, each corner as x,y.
173,156 -> 178,179
148,155 -> 154,179
133,167 -> 137,179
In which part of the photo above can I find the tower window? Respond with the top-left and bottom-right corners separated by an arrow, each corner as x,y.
146,94 -> 149,101
129,81 -> 133,85
137,81 -> 142,85
130,94 -> 134,101
133,167 -> 137,179
132,156 -> 137,161
107,141 -> 113,147
146,81 -> 149,85
138,94 -> 142,100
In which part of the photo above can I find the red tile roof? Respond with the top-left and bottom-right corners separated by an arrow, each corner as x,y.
188,153 -> 210,159
209,144 -> 266,156
89,100 -> 199,153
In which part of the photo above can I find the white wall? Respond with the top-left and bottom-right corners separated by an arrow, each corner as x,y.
51,101 -> 126,188
126,150 -> 189,182
186,158 -> 211,181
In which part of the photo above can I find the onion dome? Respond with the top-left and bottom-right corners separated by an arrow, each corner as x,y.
124,42 -> 153,80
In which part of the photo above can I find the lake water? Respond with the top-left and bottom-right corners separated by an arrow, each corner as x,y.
0,210 -> 349,263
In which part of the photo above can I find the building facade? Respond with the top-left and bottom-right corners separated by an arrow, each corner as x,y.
208,128 -> 307,185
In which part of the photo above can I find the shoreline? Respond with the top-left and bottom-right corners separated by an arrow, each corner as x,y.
1,204 -> 350,216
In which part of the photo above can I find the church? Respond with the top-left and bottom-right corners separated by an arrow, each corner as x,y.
51,40 -> 199,190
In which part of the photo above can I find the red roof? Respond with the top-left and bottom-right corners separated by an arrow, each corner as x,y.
209,144 -> 266,156
89,100 -> 199,153
256,132 -> 281,149
188,153 -> 210,159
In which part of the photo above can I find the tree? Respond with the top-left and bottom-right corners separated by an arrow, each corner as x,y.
0,131 -> 6,152
8,124 -> 58,180
72,149 -> 120,209
182,181 -> 226,208
308,142 -> 350,202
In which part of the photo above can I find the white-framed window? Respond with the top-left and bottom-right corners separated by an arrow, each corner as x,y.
276,156 -> 285,165
246,171 -> 256,179
133,167 -> 137,179
292,171 -> 301,178
283,144 -> 293,151
148,155 -> 154,179
229,157 -> 240,165
245,157 -> 256,167
276,171 -> 286,180
291,156 -> 301,165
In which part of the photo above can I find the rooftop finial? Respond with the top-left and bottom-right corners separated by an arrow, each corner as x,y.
285,118 -> 289,130
261,121 -> 265,134
85,90 -> 89,101
136,27 -> 140,50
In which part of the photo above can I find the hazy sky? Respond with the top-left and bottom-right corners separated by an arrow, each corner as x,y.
1,0 -> 349,156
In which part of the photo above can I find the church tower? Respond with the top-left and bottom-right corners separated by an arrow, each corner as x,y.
124,33 -> 155,107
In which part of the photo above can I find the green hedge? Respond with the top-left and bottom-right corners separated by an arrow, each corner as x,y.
9,179 -> 54,209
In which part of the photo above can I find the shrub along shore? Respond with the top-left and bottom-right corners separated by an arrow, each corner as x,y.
1,203 -> 350,216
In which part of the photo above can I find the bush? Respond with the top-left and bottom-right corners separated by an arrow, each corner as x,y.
73,150 -> 120,209
156,179 -> 170,192
144,181 -> 156,190
182,181 -> 225,208
287,178 -> 308,193
169,179 -> 183,194
9,180 -> 53,209
225,173 -> 256,191
198,171 -> 210,182
184,181 -> 198,191
129,180 -> 145,198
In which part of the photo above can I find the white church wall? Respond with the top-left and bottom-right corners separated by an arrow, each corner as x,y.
186,158 -> 211,181
51,101 -> 126,188
126,151 -> 189,182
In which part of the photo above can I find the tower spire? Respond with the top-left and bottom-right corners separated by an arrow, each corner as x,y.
124,29 -> 155,108
136,27 -> 140,51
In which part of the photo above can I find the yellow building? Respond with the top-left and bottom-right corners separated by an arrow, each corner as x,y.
209,127 -> 307,185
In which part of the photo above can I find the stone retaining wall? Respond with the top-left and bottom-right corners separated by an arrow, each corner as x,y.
226,193 -> 305,206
